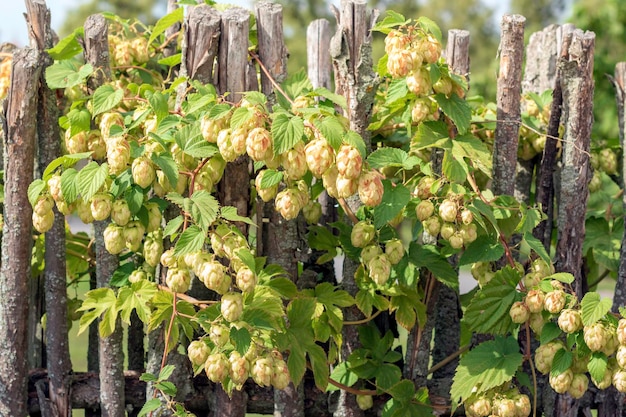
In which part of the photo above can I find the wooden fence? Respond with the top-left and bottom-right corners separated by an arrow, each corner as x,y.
1,0 -> 625,416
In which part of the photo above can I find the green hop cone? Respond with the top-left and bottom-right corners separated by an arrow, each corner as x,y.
584,322 -> 609,352
524,290 -> 545,313
90,193 -> 113,221
549,368 -> 574,394
103,223 -> 126,254
385,239 -> 404,265
132,156 -> 156,189
110,199 -> 131,226
221,292 -> 244,322
305,138 -> 334,178
358,170 -> 384,208
251,355 -> 274,387
187,340 -> 210,366
356,395 -> 373,411
534,341 -> 564,374
557,309 -> 582,334
336,144 -> 362,180
204,353 -> 229,383
236,267 -> 257,293
165,268 -> 191,293
209,324 -> 230,348
567,373 -> 589,399
544,290 -> 567,314
416,200 -> 435,222
351,221 -> 376,248
509,301 -> 530,324
368,254 -> 392,286
128,269 -> 147,284
229,351 -> 251,387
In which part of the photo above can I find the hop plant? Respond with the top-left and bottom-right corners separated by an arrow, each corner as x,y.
110,199 -> 131,226
104,223 -> 126,254
106,137 -> 131,176
322,165 -> 339,198
124,220 -> 145,252
209,324 -> 230,348
617,319 -> 626,345
33,195 -> 54,216
90,193 -> 113,221
336,175 -> 358,198
305,138 -> 335,178
557,309 -> 582,334
534,341 -> 564,374
229,351 -> 251,387
236,267 -> 257,293
132,156 -> 156,188
549,369 -> 573,394
336,145 -> 362,179
509,301 -> 530,324
65,130 -> 88,154
411,98 -> 431,123
166,268 -> 191,293
275,188 -> 303,221
406,67 -> 431,96
255,170 -> 278,202
368,254 -> 392,286
423,215 -> 441,237
513,394 -> 531,417
272,357 -> 291,390
302,200 -> 322,225
198,260 -> 231,295
584,322 -> 609,352
188,340 -> 210,366
282,142 -> 308,180
357,170 -> 384,207
438,199 -> 458,223
128,269 -> 147,284
33,210 -> 54,233
592,367 -> 613,389
544,290 -> 567,314
356,395 -> 374,411
246,127 -> 273,162
492,398 -> 517,417
614,370 -> 626,393
143,234 -> 164,268
385,239 -> 404,265
568,373 -> 589,399
466,397 -> 491,417
205,353 -> 229,383
221,292 -> 244,322
361,244 -> 382,264
251,355 -> 274,387
525,290 -> 545,313
351,221 -> 376,248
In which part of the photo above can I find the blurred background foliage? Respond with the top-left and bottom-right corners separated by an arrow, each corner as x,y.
58,0 -> 625,140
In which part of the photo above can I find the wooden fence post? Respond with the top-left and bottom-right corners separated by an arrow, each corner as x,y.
615,63 -> 626,310
492,14 -> 525,197
0,46 -> 41,417
84,14 -> 126,417
330,1 -> 378,416
255,2 -> 305,416
25,0 -> 73,415
215,7 -> 252,417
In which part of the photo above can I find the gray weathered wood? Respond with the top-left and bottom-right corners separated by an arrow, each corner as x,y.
163,0 -> 181,58
492,14 -> 525,197
444,29 -> 470,78
26,0 -> 73,415
257,1 -> 287,96
182,5 -> 221,84
615,62 -> 626,315
307,19 -> 332,90
0,46 -> 41,417
330,2 -> 378,416
218,7 -> 250,102
554,29 -> 595,299
84,14 -> 125,417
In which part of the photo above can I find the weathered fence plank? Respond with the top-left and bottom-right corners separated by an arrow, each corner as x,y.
492,14 -> 525,197
0,46 -> 41,417
84,14 -> 125,417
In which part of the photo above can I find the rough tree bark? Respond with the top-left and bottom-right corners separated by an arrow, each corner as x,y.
254,2 -> 304,416
533,24 -> 576,249
26,0 -> 73,415
553,29 -> 595,417
0,45 -> 41,417
492,14 -> 525,197
330,1 -> 378,416
84,14 -> 126,417
214,7 -> 252,417
615,63 -> 626,310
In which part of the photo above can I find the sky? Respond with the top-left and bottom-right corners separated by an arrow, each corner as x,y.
1,0 -> 512,47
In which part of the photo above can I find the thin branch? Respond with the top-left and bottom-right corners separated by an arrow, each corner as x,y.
427,343 -> 470,375
249,51 -> 294,107
343,309 -> 383,326
338,197 -> 359,224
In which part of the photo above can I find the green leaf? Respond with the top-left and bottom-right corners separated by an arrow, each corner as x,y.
92,85 -> 124,116
367,148 -> 417,170
138,398 -> 162,417
540,322 -> 563,345
272,113 -> 304,155
230,327 -> 252,356
435,93 -> 471,134
588,352 -> 608,383
148,91 -> 169,123
28,180 -> 45,207
453,134 -> 493,177
459,235 -> 504,266
522,232 -> 551,266
151,153 -> 179,188
45,61 -> 93,89
263,277 -> 298,299
164,215 -> 184,237
287,342 -> 307,387
372,10 -> 408,33
126,185 -> 145,214
314,115 -> 345,150
411,121 -> 449,150
308,343 -> 329,391
235,248 -> 256,272
77,288 -> 118,337
220,206 -> 256,226
546,272 -> 575,285
190,190 -> 219,231
443,147 -> 469,183
259,169 -> 283,188
109,262 -> 135,287
77,161 -> 108,202
343,130 -> 367,159
374,181 -> 411,228
310,87 -> 347,109
581,292 -> 612,326
550,348 -> 572,376
417,16 -> 442,42
386,79 -> 409,104
47,28 -> 84,60
327,362 -> 358,392
42,153 -> 93,180
67,108 -> 92,137
408,243 -> 458,290
157,53 -> 181,67
462,267 -> 520,334
230,106 -> 253,129
451,336 -> 523,403
149,7 -> 184,45
174,225 -> 205,256
60,168 -> 79,204
375,363 -> 403,390
355,289 -> 374,318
